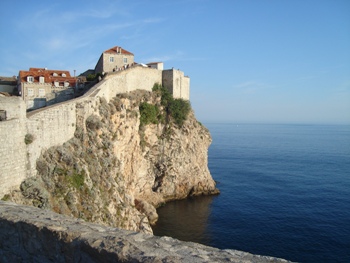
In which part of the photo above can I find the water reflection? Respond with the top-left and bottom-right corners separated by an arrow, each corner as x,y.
152,195 -> 218,245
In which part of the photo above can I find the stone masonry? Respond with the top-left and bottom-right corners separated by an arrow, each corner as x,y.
0,201 -> 292,263
0,97 -> 27,197
162,68 -> 190,100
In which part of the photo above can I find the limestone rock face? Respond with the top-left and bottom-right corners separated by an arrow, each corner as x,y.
138,112 -> 219,205
8,90 -> 219,234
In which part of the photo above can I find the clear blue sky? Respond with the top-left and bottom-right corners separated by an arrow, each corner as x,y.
1,0 -> 349,124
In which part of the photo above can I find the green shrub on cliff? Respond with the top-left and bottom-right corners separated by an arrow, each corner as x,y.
152,83 -> 172,108
152,83 -> 191,127
20,177 -> 49,208
86,115 -> 102,130
68,171 -> 85,189
169,98 -> 191,127
24,133 -> 34,144
139,102 -> 159,126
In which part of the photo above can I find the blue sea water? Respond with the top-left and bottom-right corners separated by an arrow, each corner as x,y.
152,124 -> 350,263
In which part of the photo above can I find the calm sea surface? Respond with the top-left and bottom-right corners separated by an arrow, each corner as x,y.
152,124 -> 350,263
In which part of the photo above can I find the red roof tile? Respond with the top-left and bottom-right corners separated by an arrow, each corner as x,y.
19,68 -> 76,85
103,46 -> 134,56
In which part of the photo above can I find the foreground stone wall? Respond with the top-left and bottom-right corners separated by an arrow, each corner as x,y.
0,201 -> 291,263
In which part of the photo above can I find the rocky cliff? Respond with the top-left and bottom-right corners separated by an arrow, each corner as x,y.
6,88 -> 219,234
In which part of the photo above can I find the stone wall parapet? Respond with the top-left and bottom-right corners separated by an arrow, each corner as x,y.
0,201 -> 291,263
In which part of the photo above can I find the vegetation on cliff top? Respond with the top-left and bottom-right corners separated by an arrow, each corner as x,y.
139,83 -> 191,127
139,102 -> 160,126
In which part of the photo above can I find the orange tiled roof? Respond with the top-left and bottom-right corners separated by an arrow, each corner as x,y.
103,46 -> 134,56
19,68 -> 76,86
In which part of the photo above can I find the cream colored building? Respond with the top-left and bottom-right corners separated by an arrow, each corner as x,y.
18,68 -> 76,110
95,46 -> 134,74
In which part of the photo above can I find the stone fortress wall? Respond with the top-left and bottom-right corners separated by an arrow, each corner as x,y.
0,201 -> 291,263
0,97 -> 27,198
162,68 -> 190,100
98,65 -> 163,102
0,65 -> 186,197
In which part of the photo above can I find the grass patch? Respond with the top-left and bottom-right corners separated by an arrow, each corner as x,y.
67,171 -> 85,189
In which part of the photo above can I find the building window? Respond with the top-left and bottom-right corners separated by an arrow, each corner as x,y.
39,76 -> 45,83
27,76 -> 34,83
28,88 -> 34,96
109,57 -> 114,62
123,58 -> 127,64
54,81 -> 59,87
53,72 -> 58,76
39,88 -> 45,97
62,73 -> 66,77
64,82 -> 69,87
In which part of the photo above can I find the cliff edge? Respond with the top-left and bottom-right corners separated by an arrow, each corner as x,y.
6,88 -> 219,234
